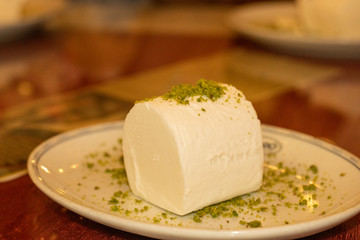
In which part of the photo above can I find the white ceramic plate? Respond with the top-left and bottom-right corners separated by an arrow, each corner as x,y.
0,0 -> 66,42
28,121 -> 360,240
227,2 -> 360,59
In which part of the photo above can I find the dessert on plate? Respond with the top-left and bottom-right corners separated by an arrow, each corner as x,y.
123,79 -> 263,215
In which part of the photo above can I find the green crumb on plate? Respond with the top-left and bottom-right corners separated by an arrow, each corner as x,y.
110,205 -> 120,212
299,199 -> 308,206
192,215 -> 202,223
153,217 -> 161,223
303,184 -> 316,191
309,165 -> 318,174
246,220 -> 262,228
108,197 -> 119,205
86,162 -> 94,169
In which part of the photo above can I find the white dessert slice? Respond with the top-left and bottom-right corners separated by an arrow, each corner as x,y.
123,80 -> 263,215
296,0 -> 360,39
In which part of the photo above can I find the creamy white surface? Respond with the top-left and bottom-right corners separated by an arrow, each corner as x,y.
296,0 -> 360,39
123,84 -> 263,215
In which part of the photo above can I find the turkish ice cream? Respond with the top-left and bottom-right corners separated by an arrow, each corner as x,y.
123,79 -> 263,215
296,0 -> 360,39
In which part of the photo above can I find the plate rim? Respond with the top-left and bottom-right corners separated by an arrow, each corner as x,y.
27,121 -> 360,240
226,1 -> 360,58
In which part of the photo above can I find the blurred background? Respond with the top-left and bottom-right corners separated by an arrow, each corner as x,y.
0,1 -> 359,239
0,0 -> 359,178
0,0 -> 297,109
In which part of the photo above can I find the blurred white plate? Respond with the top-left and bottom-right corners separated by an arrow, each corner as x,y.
227,2 -> 360,59
0,0 -> 66,42
28,121 -> 360,239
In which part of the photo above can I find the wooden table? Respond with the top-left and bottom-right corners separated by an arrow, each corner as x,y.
0,1 -> 359,239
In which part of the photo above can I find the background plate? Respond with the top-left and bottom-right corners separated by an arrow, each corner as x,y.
0,0 -> 66,42
227,2 -> 360,59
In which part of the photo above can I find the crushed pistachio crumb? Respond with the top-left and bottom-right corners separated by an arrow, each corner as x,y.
239,220 -> 247,225
108,197 -> 119,205
299,199 -> 308,206
246,220 -> 262,228
86,162 -> 94,169
153,217 -> 161,223
303,184 -> 317,191
309,165 -> 318,174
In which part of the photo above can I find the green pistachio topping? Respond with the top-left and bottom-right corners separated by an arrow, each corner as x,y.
142,79 -> 227,105
161,79 -> 227,105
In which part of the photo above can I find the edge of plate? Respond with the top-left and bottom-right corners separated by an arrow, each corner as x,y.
27,121 -> 360,240
226,2 -> 360,59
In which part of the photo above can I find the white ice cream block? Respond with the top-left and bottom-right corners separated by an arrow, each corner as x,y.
123,82 -> 263,215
